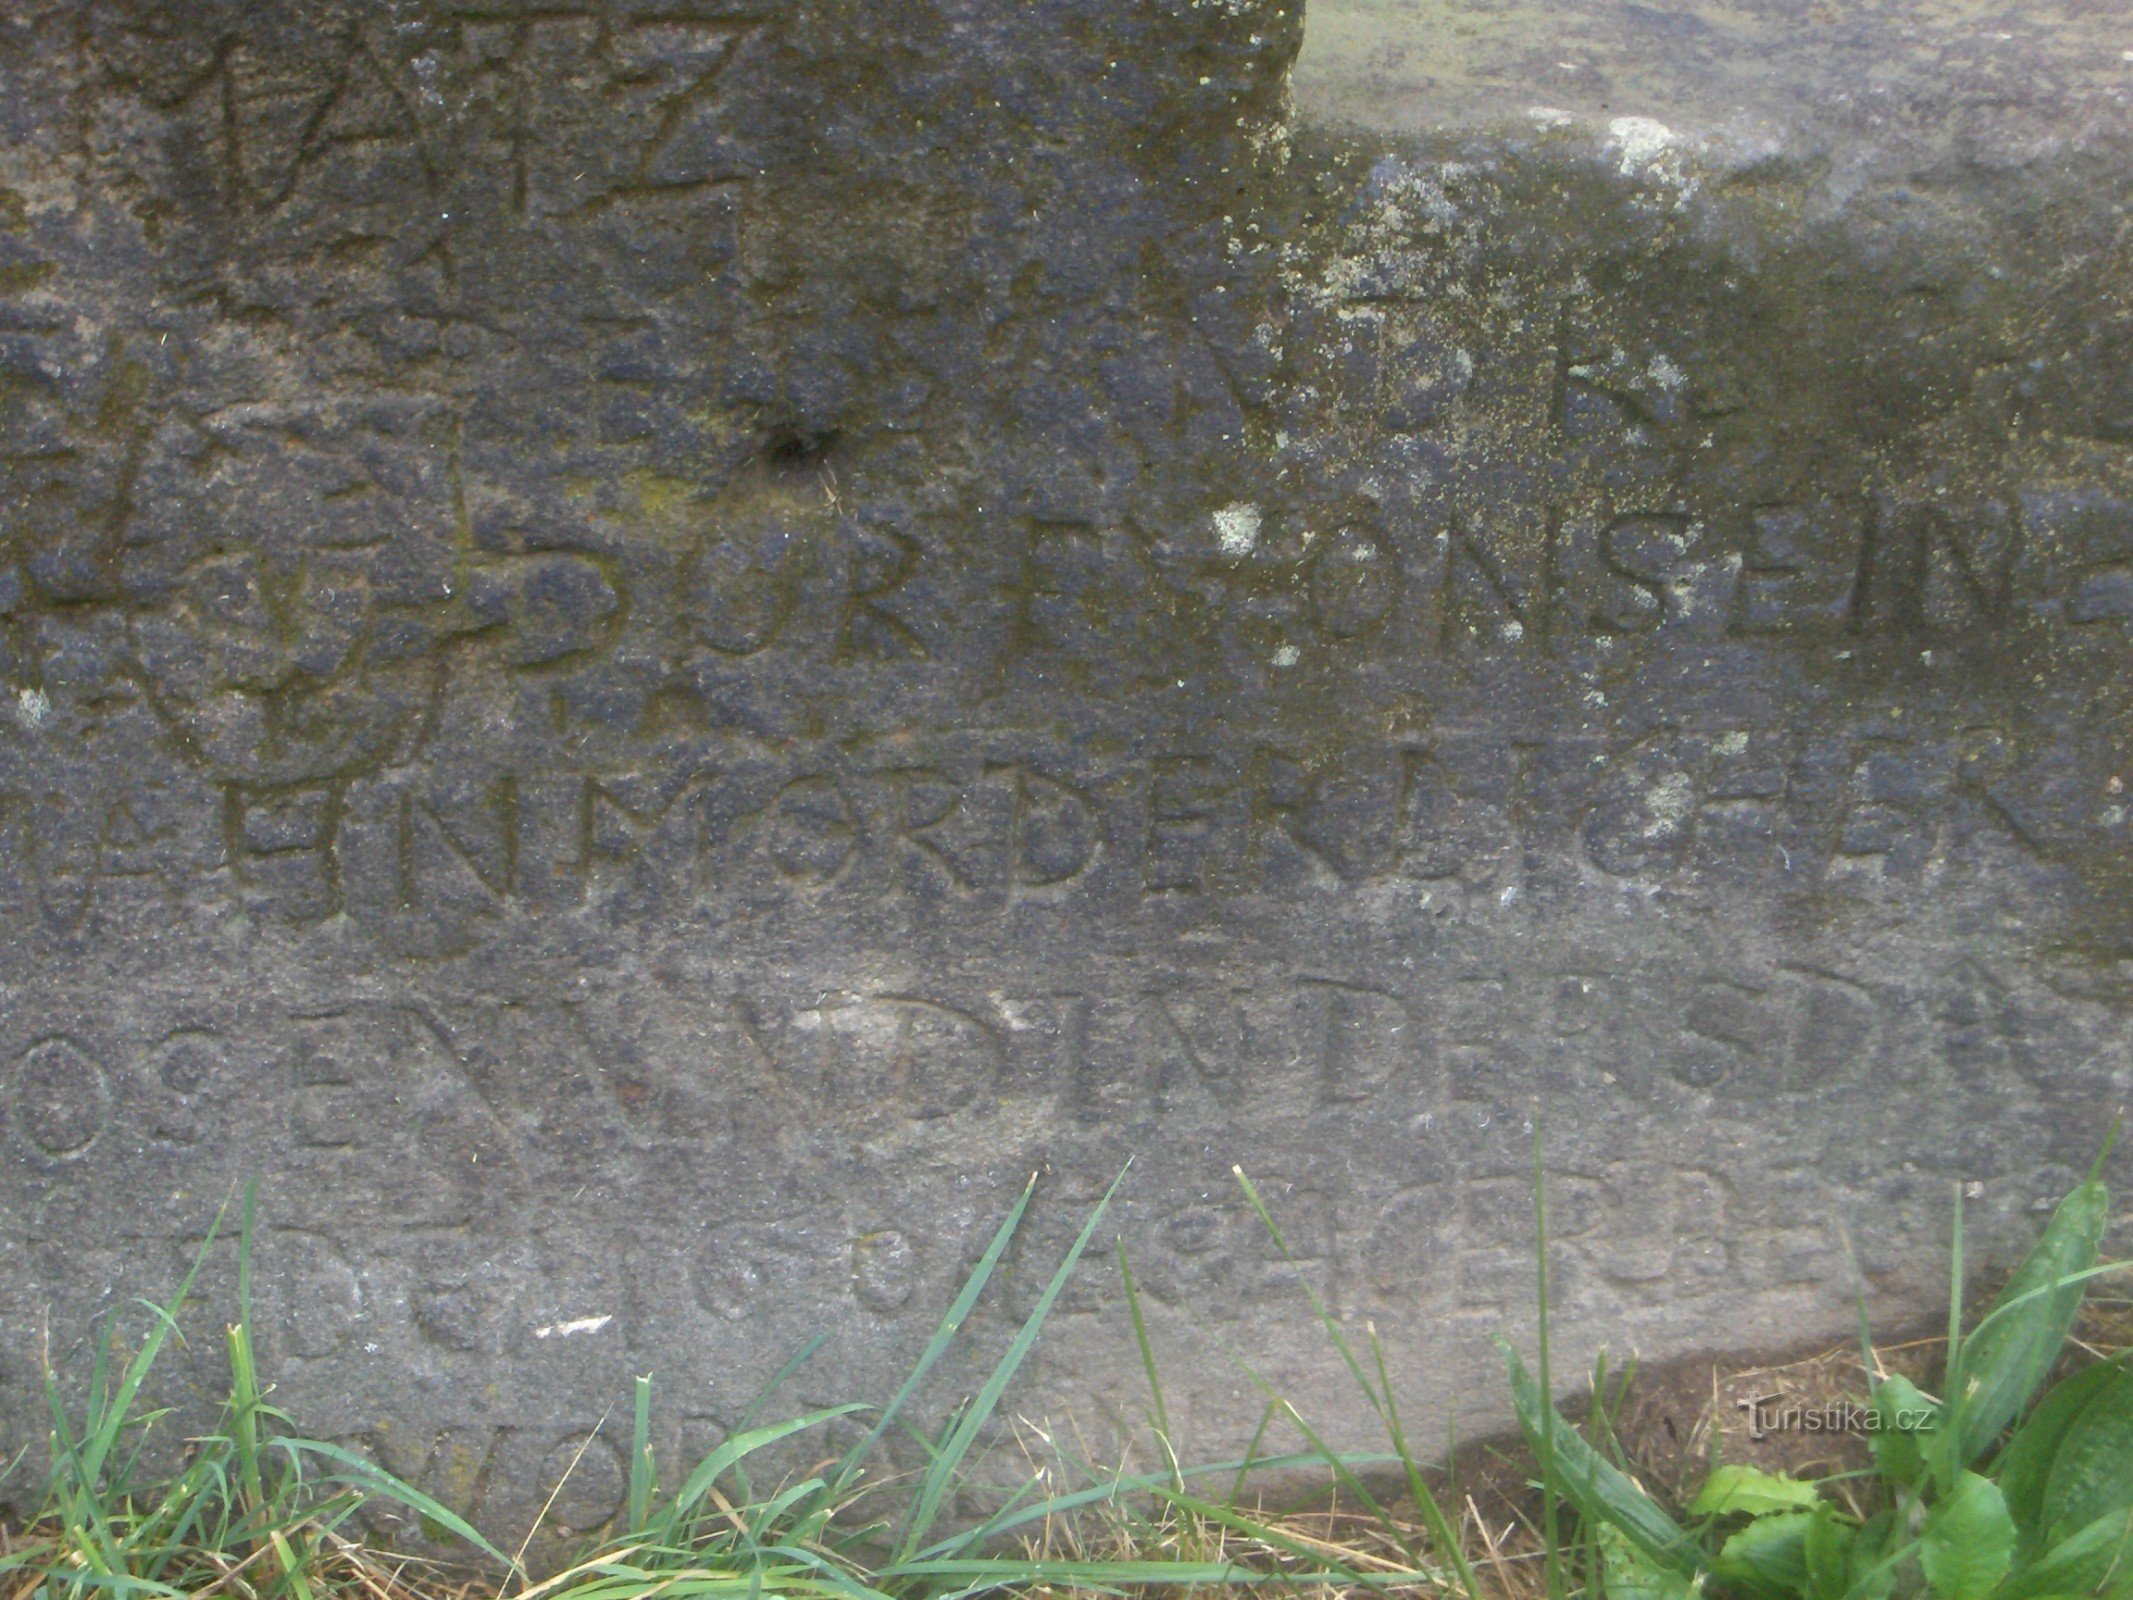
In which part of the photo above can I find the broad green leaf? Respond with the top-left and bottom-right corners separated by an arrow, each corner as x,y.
1805,1507 -> 1858,1600
1846,1510 -> 1900,1600
1495,1336 -> 1696,1575
1920,1472 -> 2015,1600
2040,1364 -> 2133,1548
1994,1507 -> 2133,1600
1870,1375 -> 1936,1490
1714,1510 -> 1813,1600
1692,1464 -> 1822,1518
1599,1522 -> 1697,1600
1942,1179 -> 2108,1470
1996,1359 -> 2128,1547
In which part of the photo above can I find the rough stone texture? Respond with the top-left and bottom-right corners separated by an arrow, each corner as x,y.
3,0 -> 2133,1555
1300,0 -> 2133,185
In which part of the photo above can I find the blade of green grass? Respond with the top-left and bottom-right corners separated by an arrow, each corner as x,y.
906,1446 -> 1409,1564
669,1407 -> 868,1525
274,1439 -> 511,1567
1370,1323 -> 1480,1600
1223,1349 -> 1428,1574
1139,1483 -> 1439,1590
886,1556 -> 1271,1597
630,1375 -> 656,1536
843,1176 -> 1036,1489
1227,1399 -> 1277,1509
1231,1162 -> 1451,1579
1945,1181 -> 1965,1417
1115,1243 -> 1181,1495
1231,1168 -> 1382,1411
1534,1121 -> 1563,1600
76,1285 -> 214,1499
735,1335 -> 833,1438
893,1166 -> 1127,1563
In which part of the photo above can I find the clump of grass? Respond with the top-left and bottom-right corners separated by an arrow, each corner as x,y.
1,1185 -> 501,1600
1500,1125 -> 2133,1600
0,1172 -> 1454,1600
9,1139 -> 2123,1600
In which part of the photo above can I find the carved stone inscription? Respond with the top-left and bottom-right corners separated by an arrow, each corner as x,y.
4,0 -> 2133,1546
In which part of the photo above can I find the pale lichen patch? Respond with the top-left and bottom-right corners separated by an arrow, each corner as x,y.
1214,501 -> 1263,556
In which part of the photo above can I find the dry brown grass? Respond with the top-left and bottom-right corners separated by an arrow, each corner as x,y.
1009,1290 -> 2131,1600
0,1519 -> 484,1600
1006,1471 -> 1552,1600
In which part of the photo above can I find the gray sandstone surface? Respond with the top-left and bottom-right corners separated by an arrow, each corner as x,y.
2,0 -> 2132,1553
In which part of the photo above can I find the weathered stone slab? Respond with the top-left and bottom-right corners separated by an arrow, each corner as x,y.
2,0 -> 2132,1552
